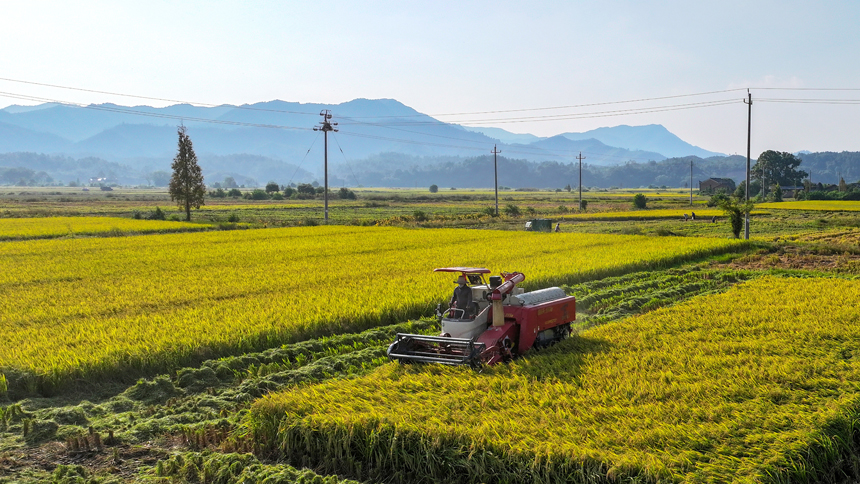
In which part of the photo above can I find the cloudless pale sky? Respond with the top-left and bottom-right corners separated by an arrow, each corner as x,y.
2,0 -> 859,156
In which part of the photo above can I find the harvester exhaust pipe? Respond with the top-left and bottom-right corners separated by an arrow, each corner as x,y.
492,300 -> 504,326
490,272 -> 525,327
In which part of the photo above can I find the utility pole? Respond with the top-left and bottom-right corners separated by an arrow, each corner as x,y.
313,110 -> 338,223
491,144 -> 501,216
690,159 -> 693,206
743,91 -> 752,240
576,152 -> 586,210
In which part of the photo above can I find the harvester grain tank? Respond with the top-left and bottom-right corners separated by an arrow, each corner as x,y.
387,267 -> 575,367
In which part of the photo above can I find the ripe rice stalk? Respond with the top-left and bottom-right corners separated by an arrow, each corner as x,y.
248,276 -> 860,483
0,226 -> 743,395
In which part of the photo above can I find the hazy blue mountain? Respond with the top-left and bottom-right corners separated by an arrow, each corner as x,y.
0,99 -> 731,186
561,124 -> 723,158
0,103 -> 236,141
0,103 -> 62,114
515,135 -> 666,165
0,121 -> 72,152
462,126 -> 545,145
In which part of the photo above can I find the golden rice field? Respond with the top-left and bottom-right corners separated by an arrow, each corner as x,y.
560,208 -> 768,221
0,216 -> 208,240
758,200 -> 860,211
249,276 -> 860,483
0,226 -> 742,394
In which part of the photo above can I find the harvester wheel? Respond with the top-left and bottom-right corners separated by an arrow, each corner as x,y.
558,324 -> 571,341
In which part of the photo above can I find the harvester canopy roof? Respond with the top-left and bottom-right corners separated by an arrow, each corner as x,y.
433,267 -> 491,274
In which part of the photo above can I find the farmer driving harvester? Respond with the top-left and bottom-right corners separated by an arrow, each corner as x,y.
450,274 -> 474,318
387,267 -> 576,367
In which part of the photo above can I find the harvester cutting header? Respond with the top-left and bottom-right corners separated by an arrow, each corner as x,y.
387,267 -> 575,367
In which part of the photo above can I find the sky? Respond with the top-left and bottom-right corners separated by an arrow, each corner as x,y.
1,0 -> 859,156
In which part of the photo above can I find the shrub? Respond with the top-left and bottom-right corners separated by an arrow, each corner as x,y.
250,189 -> 269,200
771,186 -> 783,202
504,204 -> 521,217
482,207 -> 498,217
265,182 -> 280,193
227,188 -> 242,198
413,210 -> 428,222
579,200 -> 588,211
209,188 -> 226,198
706,190 -> 730,208
632,193 -> 647,209
149,207 -> 166,220
338,187 -> 357,200
227,213 -> 240,223
558,205 -> 568,213
271,193 -> 284,200
296,183 -> 315,196
429,185 -> 438,193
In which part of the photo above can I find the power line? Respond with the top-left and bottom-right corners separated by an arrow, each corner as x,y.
331,132 -> 361,187
339,88 -> 749,118
334,98 -> 741,161
337,99 -> 740,125
288,131 -> 322,186
755,98 -> 860,105
754,87 -> 860,91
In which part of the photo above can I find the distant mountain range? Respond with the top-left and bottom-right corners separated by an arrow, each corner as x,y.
465,124 -> 722,159
0,98 -> 728,186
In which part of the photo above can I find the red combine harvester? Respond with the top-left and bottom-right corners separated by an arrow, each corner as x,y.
387,267 -> 576,367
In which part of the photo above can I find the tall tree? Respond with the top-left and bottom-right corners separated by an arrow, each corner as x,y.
753,151 -> 808,188
169,126 -> 206,221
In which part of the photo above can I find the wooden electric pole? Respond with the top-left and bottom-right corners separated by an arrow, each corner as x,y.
576,152 -> 586,210
313,110 -> 338,223
743,91 -> 752,240
690,159 -> 693,206
491,144 -> 501,216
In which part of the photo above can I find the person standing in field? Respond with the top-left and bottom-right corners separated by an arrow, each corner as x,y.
450,275 -> 473,318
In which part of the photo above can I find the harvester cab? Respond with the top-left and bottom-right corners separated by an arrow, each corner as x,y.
432,267 -> 524,341
387,267 -> 575,368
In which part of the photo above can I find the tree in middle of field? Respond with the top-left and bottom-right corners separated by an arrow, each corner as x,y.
169,126 -> 206,221
753,151 -> 808,191
718,197 -> 754,238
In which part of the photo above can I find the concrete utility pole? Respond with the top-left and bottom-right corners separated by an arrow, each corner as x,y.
576,152 -> 586,210
313,110 -> 338,223
743,91 -> 752,240
690,159 -> 693,206
491,144 -> 501,216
